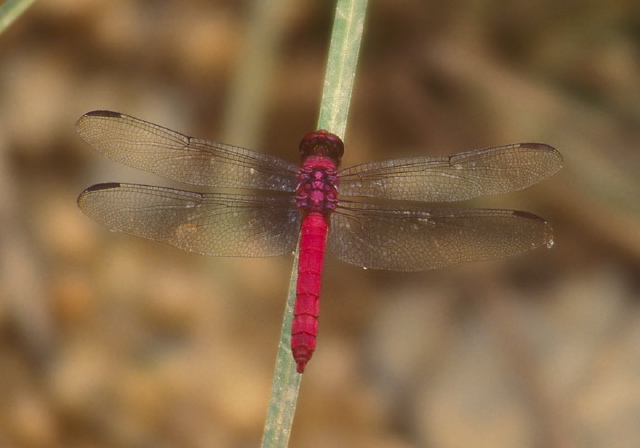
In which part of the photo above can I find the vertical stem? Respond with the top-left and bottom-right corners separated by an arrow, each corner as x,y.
317,0 -> 369,137
261,1 -> 368,447
260,248 -> 302,447
0,0 -> 38,33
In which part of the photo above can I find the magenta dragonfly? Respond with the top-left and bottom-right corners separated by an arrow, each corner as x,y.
77,111 -> 562,373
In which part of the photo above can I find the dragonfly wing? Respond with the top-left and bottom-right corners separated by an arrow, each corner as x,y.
328,200 -> 553,271
76,111 -> 299,191
338,143 -> 562,202
78,183 -> 301,257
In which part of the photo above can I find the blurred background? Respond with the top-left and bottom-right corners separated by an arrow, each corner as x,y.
1,1 -> 639,447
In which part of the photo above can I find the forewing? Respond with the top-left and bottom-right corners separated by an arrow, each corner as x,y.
338,143 -> 563,201
76,111 -> 299,191
78,183 -> 300,257
328,200 -> 553,271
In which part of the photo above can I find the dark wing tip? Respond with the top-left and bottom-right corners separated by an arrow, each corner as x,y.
76,110 -> 123,129
521,142 -> 564,163
84,182 -> 122,192
78,183 -> 122,205
511,209 -> 547,222
521,142 -> 554,151
83,110 -> 123,119
511,209 -> 556,248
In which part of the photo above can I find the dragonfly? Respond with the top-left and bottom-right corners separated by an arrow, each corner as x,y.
77,110 -> 563,373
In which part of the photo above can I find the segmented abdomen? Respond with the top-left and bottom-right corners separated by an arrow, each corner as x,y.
292,213 -> 328,373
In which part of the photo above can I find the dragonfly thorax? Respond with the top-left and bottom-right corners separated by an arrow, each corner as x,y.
296,162 -> 339,215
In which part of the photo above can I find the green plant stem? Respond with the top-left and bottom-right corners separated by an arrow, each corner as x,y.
317,0 -> 369,137
260,1 -> 368,447
0,0 -> 37,33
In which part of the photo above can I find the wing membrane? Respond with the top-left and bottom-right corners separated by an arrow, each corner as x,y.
338,143 -> 563,202
76,111 -> 299,191
328,199 -> 553,271
78,183 -> 300,257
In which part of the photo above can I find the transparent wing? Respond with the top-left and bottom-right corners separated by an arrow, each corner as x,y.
76,111 -> 299,191
338,143 -> 563,202
328,200 -> 553,271
78,183 -> 301,257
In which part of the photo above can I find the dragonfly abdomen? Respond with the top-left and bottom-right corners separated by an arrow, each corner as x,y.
292,213 -> 329,373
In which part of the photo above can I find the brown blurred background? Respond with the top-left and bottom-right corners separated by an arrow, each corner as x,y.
1,1 -> 639,447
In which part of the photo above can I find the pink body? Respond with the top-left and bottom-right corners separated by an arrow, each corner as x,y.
292,213 -> 327,372
292,132 -> 343,373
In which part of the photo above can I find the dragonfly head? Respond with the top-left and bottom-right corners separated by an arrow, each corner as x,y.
299,130 -> 344,165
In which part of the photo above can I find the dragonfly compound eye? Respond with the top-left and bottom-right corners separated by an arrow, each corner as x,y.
299,130 -> 344,164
